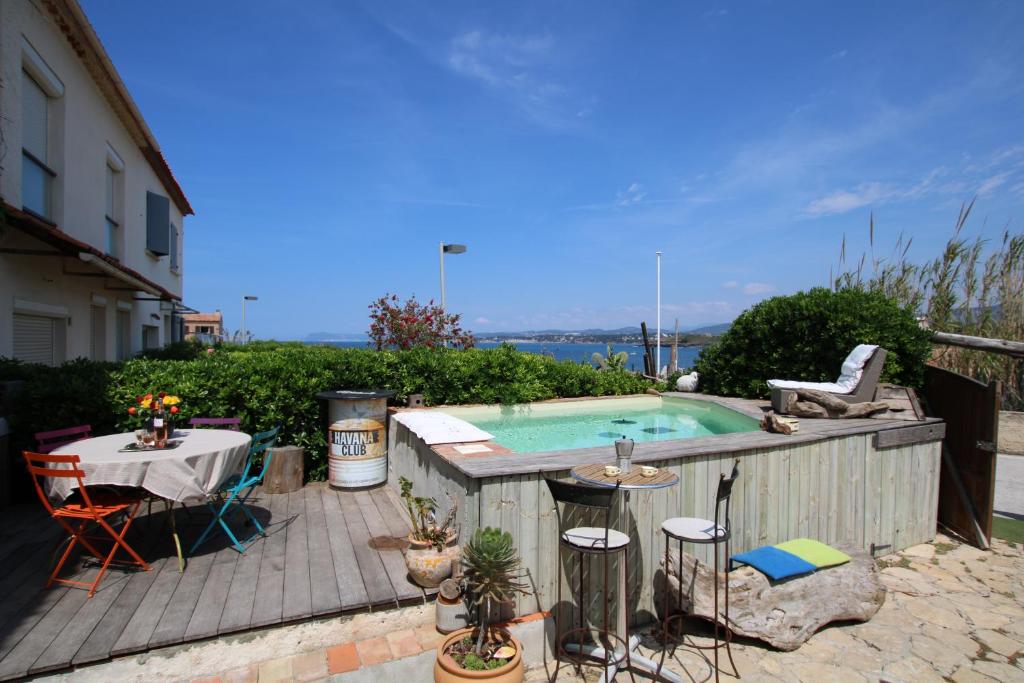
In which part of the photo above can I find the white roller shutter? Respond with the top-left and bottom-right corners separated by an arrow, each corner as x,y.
91,306 -> 107,360
13,314 -> 54,365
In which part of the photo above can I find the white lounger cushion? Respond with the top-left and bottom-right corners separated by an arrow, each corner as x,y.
767,344 -> 878,395
391,411 -> 494,445
562,527 -> 630,550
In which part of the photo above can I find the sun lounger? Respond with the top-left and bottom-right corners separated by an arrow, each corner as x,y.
768,345 -> 887,413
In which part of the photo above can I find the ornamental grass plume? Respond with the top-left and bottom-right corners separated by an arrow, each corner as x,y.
833,199 -> 1024,409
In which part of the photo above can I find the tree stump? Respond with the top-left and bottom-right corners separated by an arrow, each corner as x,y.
655,549 -> 886,651
264,445 -> 304,494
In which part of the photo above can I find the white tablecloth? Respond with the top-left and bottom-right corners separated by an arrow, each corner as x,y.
50,429 -> 252,502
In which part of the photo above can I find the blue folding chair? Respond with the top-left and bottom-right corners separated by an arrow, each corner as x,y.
190,427 -> 280,554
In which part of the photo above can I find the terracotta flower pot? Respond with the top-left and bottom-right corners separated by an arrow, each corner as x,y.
434,628 -> 524,683
405,529 -> 460,588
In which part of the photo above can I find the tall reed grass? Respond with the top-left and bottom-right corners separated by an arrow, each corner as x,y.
832,199 -> 1024,409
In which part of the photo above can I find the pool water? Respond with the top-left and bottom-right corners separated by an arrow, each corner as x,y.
444,396 -> 759,454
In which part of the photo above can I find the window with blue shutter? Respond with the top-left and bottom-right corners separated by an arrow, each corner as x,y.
146,191 -> 170,256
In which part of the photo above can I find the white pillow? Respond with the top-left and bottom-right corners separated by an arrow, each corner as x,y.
835,344 -> 878,392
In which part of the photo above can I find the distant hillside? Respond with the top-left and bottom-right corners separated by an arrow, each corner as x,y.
686,322 -> 731,335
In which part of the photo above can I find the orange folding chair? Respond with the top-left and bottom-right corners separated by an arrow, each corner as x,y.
23,451 -> 151,597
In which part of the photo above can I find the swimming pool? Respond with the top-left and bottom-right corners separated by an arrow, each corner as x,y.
444,396 -> 760,453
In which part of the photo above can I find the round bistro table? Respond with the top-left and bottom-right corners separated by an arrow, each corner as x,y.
569,462 -> 683,683
52,429 -> 252,571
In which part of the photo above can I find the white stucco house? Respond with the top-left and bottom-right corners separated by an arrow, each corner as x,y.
0,0 -> 193,365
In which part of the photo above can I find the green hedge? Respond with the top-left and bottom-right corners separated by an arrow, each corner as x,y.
695,288 -> 933,399
2,344 -> 653,481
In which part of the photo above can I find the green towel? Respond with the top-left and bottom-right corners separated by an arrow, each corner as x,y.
774,538 -> 850,568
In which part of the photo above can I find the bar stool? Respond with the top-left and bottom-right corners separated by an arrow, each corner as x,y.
659,460 -> 740,682
545,478 -> 635,682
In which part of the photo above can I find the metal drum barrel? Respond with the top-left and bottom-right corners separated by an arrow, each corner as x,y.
316,390 -> 395,489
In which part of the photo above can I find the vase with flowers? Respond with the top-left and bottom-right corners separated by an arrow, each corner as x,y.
127,392 -> 182,448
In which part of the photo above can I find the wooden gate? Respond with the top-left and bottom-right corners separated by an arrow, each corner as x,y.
922,364 -> 1001,548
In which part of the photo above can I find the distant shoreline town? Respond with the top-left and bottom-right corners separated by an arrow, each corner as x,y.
303,323 -> 730,346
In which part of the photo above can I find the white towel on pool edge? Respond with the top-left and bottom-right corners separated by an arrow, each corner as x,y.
392,411 -> 495,445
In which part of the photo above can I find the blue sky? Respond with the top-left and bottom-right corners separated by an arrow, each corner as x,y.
82,1 -> 1024,339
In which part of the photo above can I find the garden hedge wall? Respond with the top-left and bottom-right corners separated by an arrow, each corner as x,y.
1,344 -> 653,481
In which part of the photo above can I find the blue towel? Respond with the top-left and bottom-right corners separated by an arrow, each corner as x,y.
731,546 -> 815,581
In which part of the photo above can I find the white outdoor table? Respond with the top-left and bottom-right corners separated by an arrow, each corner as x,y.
51,429 -> 252,570
569,463 -> 683,683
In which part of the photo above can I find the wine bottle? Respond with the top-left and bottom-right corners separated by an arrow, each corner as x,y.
153,399 -> 167,447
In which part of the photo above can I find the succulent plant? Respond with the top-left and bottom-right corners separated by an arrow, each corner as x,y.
462,527 -> 529,655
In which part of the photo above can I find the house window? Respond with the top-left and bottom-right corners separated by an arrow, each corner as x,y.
143,325 -> 159,350
116,310 -> 131,360
105,163 -> 121,259
21,72 -> 55,220
13,313 -> 66,366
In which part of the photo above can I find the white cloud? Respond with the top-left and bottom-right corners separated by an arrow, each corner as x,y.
977,172 -> 1010,196
802,145 -> 1024,217
474,316 -> 492,325
804,182 -> 893,217
743,282 -> 774,295
617,182 -> 647,207
444,29 -> 575,128
722,280 -> 739,289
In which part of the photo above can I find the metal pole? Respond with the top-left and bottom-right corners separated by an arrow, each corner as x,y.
439,241 -> 446,312
241,296 -> 246,345
656,251 -> 662,378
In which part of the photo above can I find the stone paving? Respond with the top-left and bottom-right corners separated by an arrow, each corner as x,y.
35,533 -> 1024,682
526,532 -> 1024,683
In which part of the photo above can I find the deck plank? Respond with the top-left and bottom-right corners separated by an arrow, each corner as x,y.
111,552 -> 183,655
0,587 -> 87,680
183,544 -> 238,642
355,491 -> 422,603
249,492 -> 290,628
281,491 -> 313,622
31,574 -> 129,674
320,489 -> 372,610
303,486 -> 342,617
338,491 -> 396,606
216,510 -> 266,635
72,554 -> 164,665
148,547 -> 216,649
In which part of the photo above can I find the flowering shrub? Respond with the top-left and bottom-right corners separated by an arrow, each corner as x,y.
368,294 -> 475,350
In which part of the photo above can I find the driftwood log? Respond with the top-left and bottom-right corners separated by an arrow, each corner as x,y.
655,550 -> 885,651
761,413 -> 798,434
782,388 -> 889,419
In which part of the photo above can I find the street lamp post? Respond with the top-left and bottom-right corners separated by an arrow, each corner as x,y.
656,251 -> 662,377
439,242 -> 467,311
241,295 -> 258,344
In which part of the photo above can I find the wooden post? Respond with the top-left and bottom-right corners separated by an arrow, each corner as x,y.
264,445 -> 304,494
669,318 -> 679,373
640,322 -> 654,376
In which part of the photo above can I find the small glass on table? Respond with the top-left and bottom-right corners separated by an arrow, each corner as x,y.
140,430 -> 156,449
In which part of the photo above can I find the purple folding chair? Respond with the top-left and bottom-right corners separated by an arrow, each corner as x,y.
35,425 -> 92,454
188,417 -> 242,431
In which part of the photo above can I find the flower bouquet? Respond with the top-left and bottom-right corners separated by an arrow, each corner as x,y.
127,392 -> 181,448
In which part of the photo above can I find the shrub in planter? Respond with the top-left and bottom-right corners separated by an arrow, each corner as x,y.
434,527 -> 529,682
696,287 -> 932,399
400,477 -> 460,588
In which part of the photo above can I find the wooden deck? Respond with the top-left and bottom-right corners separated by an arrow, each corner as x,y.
0,483 -> 430,680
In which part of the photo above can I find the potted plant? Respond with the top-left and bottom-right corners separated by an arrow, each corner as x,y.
400,476 -> 460,588
434,527 -> 529,683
